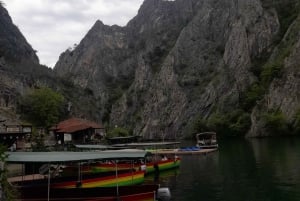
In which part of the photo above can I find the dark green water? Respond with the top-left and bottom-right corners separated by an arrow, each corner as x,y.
146,138 -> 300,201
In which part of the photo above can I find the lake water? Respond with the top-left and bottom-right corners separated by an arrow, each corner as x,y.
145,138 -> 300,201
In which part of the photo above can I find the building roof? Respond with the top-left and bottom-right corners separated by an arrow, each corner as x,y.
53,118 -> 103,133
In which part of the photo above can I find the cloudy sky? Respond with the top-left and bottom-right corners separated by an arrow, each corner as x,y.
3,0 -> 144,68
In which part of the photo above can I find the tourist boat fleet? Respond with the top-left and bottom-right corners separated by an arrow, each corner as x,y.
5,134 -> 218,200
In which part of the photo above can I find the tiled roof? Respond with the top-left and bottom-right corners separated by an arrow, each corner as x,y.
54,118 -> 103,133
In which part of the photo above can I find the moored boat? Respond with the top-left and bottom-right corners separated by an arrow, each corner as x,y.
10,169 -> 145,188
195,132 -> 218,149
67,156 -> 180,175
74,144 -> 181,174
62,160 -> 141,174
6,151 -> 170,200
145,157 -> 180,174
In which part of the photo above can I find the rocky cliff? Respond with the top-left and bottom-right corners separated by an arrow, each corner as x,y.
0,3 -> 39,112
0,4 -> 100,124
52,0 -> 299,138
0,4 -> 39,65
247,11 -> 300,137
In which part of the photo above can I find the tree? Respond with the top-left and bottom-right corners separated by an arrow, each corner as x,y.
0,145 -> 15,200
18,87 -> 65,128
107,127 -> 130,138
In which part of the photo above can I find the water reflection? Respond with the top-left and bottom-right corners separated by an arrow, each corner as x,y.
152,138 -> 300,201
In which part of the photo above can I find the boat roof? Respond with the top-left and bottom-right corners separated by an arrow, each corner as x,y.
108,136 -> 139,140
5,150 -> 148,163
112,141 -> 181,147
75,144 -> 114,149
196,132 -> 216,136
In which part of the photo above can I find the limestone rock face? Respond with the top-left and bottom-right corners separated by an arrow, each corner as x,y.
0,4 -> 98,123
0,4 -> 38,122
54,0 -> 299,138
0,5 -> 39,64
0,4 -> 39,109
247,15 -> 300,137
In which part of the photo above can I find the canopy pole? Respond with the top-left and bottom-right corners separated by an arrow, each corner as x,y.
131,160 -> 134,183
115,160 -> 119,197
47,163 -> 50,201
21,164 -> 24,181
76,162 -> 82,187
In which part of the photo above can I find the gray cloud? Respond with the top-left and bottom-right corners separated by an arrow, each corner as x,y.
3,0 -> 143,67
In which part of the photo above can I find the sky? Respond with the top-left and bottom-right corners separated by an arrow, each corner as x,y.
3,0 -> 144,68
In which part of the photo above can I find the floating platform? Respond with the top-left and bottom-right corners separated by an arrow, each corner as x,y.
148,148 -> 218,155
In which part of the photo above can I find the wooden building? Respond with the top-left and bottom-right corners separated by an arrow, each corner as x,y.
0,121 -> 32,150
51,118 -> 105,145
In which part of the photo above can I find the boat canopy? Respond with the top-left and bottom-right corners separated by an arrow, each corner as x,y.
112,141 -> 181,147
75,144 -> 114,150
196,132 -> 216,138
5,150 -> 148,163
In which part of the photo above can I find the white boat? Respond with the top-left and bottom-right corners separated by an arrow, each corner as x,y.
196,132 -> 218,149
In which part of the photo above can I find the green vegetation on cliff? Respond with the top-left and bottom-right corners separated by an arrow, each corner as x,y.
106,126 -> 131,138
263,110 -> 289,135
292,109 -> 300,134
17,87 -> 66,128
192,110 -> 251,138
0,145 -> 16,200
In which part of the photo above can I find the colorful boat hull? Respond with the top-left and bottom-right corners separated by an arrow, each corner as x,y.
13,170 -> 145,189
146,158 -> 181,173
53,171 -> 145,188
90,163 -> 139,173
14,184 -> 158,201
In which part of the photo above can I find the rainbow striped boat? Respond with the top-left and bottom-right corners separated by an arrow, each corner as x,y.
7,151 -> 171,201
145,158 -> 180,173
72,157 -> 181,174
62,162 -> 140,174
55,170 -> 144,188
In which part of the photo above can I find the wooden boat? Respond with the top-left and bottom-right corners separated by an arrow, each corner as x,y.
74,145 -> 181,174
144,157 -> 180,174
63,156 -> 180,175
195,132 -> 218,149
11,169 -> 145,188
122,142 -> 181,174
14,184 -> 159,201
61,160 -> 140,175
6,151 -> 170,200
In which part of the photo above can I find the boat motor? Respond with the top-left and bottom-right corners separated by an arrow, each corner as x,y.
156,187 -> 171,201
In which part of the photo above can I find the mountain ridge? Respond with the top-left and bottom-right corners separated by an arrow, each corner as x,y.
55,0 -> 292,138
1,0 -> 300,138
